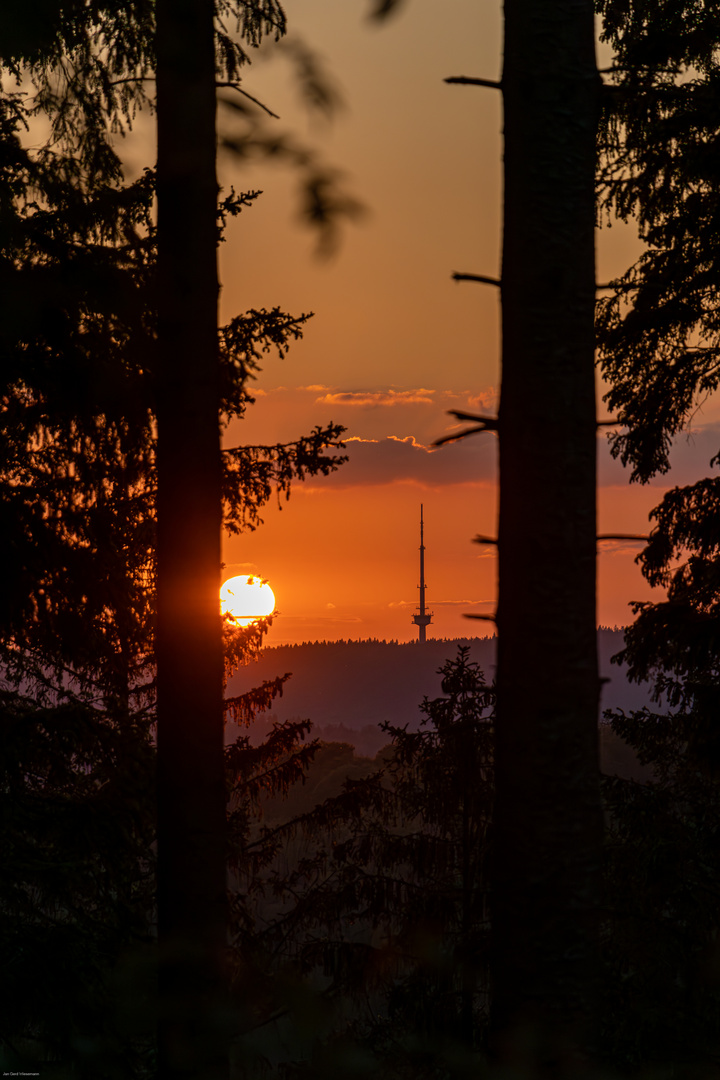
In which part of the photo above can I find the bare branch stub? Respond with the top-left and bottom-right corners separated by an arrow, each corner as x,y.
597,533 -> 649,542
473,535 -> 498,546
433,410 -> 499,447
464,612 -> 498,622
433,428 -> 486,446
452,272 -> 501,287
444,76 -> 502,90
449,410 -> 499,428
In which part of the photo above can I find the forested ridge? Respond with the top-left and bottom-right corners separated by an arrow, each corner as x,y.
5,0 -> 720,1077
228,630 -> 654,741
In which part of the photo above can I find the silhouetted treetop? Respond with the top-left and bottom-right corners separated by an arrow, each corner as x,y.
0,0 -> 287,177
0,89 -> 345,700
597,0 -> 720,480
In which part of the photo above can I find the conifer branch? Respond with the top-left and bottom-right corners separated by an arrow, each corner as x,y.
108,76 -> 156,85
216,82 -> 280,118
596,281 -> 641,290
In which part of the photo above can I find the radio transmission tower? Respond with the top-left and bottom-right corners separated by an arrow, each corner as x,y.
412,504 -> 433,643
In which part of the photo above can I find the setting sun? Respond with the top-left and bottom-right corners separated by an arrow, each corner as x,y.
220,575 -> 276,627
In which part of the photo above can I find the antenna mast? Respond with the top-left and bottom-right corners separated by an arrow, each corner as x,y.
412,503 -> 433,643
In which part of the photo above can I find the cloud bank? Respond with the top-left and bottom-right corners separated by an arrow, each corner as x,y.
316,424 -> 720,491
321,433 -> 497,489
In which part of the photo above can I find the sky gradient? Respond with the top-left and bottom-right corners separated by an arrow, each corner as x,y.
208,0 -> 720,645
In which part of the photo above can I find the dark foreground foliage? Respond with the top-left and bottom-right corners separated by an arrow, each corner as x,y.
222,647 -> 494,1080
599,482 -> 720,1073
595,2 -> 720,1071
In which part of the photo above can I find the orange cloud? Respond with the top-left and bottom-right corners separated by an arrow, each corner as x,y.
387,434 -> 429,446
466,387 -> 499,411
315,388 -> 436,407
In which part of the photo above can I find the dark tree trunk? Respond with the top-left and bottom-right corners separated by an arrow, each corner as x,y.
155,0 -> 227,1076
492,0 -> 602,1070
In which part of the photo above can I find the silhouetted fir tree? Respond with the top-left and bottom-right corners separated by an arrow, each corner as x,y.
0,15 -> 347,1074
0,91 -> 155,1078
596,0 -> 720,481
0,688 -> 157,1076
374,647 -> 493,1059
597,488 -> 720,1071
236,648 -> 494,1079
493,0 -> 602,1067
593,3 -> 720,1070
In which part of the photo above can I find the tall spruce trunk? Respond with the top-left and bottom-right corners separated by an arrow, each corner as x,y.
155,0 -> 227,1076
492,0 -> 602,1068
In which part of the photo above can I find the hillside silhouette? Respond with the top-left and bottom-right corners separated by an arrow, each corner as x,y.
227,629 -> 654,758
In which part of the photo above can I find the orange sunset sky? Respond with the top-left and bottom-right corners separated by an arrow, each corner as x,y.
195,2 -> 719,644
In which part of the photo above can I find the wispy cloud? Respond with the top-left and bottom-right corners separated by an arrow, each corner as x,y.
222,561 -> 260,575
466,388 -> 499,411
438,387 -> 499,413
597,538 -> 649,555
433,598 -> 495,607
315,389 -> 436,407
276,614 -> 364,627
386,434 -> 430,447
389,598 -> 492,609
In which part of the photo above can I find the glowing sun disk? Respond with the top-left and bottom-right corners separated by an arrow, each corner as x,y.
220,575 -> 275,627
